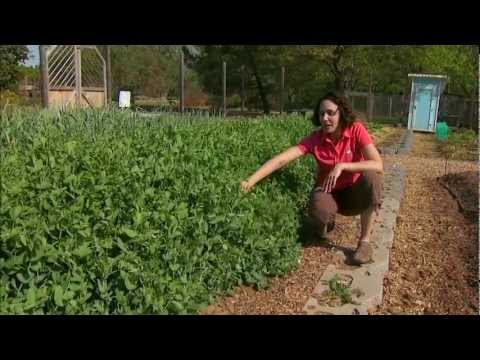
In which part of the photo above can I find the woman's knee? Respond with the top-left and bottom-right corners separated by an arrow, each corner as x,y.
308,191 -> 337,224
362,170 -> 382,188
362,171 -> 383,209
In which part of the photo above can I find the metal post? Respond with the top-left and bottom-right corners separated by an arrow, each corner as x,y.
388,95 -> 393,120
74,46 -> 82,109
223,61 -> 226,116
106,45 -> 112,107
241,65 -> 245,114
39,45 -> 49,108
280,66 -> 285,114
179,51 -> 184,113
442,95 -> 448,117
468,99 -> 474,130
94,46 -> 108,109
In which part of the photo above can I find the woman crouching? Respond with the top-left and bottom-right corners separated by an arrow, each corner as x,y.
241,92 -> 383,265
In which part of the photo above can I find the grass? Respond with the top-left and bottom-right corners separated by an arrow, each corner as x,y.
322,274 -> 362,306
438,128 -> 478,162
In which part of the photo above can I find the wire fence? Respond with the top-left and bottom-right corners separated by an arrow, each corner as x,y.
347,92 -> 478,130
16,49 -> 479,130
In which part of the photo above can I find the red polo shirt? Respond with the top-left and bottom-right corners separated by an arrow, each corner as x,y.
297,121 -> 373,191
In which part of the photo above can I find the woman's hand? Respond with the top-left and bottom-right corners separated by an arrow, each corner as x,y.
240,179 -> 254,193
322,163 -> 345,193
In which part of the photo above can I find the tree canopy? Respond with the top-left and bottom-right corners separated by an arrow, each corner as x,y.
23,45 -> 475,112
0,45 -> 29,90
193,45 -> 478,113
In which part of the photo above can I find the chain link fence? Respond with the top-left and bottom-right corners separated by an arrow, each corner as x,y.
347,92 -> 478,131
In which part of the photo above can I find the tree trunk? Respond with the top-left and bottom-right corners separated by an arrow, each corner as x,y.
368,71 -> 374,121
331,46 -> 347,95
334,72 -> 346,95
245,47 -> 270,115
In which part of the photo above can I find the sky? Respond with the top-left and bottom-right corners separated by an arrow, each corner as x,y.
25,45 -> 39,67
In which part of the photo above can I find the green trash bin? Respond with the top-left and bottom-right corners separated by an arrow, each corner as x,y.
436,122 -> 449,141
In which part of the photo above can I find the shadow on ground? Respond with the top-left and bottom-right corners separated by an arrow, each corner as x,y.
296,213 -> 359,266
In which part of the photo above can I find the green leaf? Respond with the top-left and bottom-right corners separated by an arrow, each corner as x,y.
133,211 -> 144,225
31,262 -> 42,272
6,184 -> 23,195
74,243 -> 92,258
115,239 -> 128,253
26,287 -> 37,307
1,227 -> 22,241
122,228 -> 138,239
121,271 -> 136,291
65,141 -> 77,154
9,206 -> 23,220
33,158 -> 44,171
169,301 -> 184,313
54,286 -> 64,307
63,291 -> 75,301
16,273 -> 30,284
176,202 -> 189,219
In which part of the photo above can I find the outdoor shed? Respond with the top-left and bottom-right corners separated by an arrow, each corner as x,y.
407,74 -> 447,132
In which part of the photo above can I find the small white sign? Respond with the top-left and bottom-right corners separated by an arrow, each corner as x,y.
119,91 -> 131,108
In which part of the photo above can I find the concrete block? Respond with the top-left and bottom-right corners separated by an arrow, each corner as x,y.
366,243 -> 390,278
374,226 -> 395,249
313,267 -> 385,312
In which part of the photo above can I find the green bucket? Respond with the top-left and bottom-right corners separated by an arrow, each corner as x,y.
436,122 -> 449,141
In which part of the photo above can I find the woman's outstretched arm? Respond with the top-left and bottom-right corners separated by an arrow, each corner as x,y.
241,146 -> 305,192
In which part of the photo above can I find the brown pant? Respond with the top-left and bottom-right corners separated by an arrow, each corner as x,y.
307,171 -> 383,237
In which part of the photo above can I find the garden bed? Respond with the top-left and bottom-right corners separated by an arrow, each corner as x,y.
438,171 -> 478,221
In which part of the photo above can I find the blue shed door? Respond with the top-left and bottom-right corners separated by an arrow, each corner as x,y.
413,86 -> 434,131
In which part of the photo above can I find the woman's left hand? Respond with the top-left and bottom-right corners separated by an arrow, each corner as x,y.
322,163 -> 345,193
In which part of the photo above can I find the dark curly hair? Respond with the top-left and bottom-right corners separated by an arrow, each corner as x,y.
311,92 -> 358,129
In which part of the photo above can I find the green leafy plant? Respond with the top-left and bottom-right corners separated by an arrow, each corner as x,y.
328,274 -> 354,305
0,108 -> 386,314
438,128 -> 478,174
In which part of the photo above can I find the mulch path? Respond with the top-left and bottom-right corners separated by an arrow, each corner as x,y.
200,131 -> 478,315
371,134 -> 478,315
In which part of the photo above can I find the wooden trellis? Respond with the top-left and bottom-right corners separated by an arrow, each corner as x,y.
40,45 -> 107,109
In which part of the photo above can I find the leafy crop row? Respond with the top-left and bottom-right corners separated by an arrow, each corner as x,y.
1,109 -> 318,314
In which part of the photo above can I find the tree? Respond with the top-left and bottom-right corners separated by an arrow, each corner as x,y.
16,64 -> 40,83
0,45 -> 29,90
418,45 -> 478,98
193,45 -> 479,114
105,45 -> 202,101
194,45 -> 291,114
296,45 -> 363,95
347,46 -> 478,97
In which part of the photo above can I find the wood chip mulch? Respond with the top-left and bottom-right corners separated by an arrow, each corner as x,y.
371,134 -> 478,315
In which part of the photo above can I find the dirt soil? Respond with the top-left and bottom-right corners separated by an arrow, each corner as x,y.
439,171 -> 478,220
200,131 -> 479,315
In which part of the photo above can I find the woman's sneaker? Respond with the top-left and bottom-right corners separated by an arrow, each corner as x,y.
327,221 -> 335,233
352,241 -> 373,265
